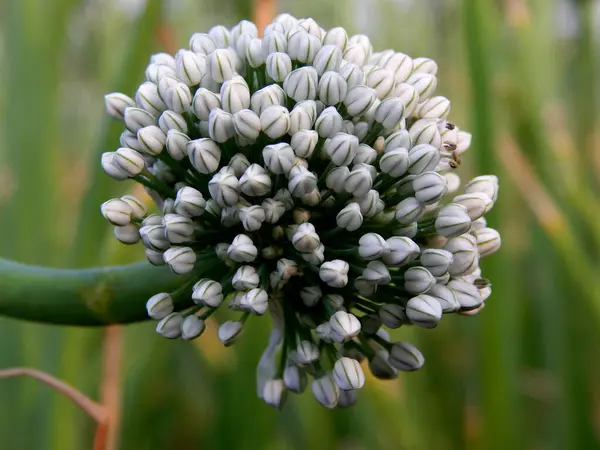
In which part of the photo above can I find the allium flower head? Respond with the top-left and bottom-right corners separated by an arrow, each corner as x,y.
101,13 -> 501,409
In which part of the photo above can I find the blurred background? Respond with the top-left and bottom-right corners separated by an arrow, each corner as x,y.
1,0 -> 600,448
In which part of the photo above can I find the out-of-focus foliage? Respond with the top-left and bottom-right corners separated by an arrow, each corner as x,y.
0,0 -> 599,449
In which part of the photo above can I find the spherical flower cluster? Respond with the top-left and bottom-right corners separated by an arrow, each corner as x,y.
101,14 -> 501,410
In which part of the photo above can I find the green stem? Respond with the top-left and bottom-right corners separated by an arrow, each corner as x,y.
0,258 -> 191,325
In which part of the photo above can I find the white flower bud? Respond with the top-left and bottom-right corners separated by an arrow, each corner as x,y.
409,118 -> 441,147
316,72 -> 347,107
101,152 -> 130,180
258,198 -> 284,224
192,88 -> 221,121
240,288 -> 268,315
455,131 -> 472,154
124,107 -> 155,133
287,30 -> 321,64
358,233 -> 388,260
227,234 -> 258,262
445,234 -> 479,276
337,389 -> 358,408
135,82 -> 166,116
245,37 -> 265,68
394,197 -> 425,225
329,310 -> 361,343
407,72 -> 437,100
374,98 -> 404,130
465,175 -> 499,203
180,315 -> 206,341
137,125 -> 166,156
378,304 -> 406,328
118,196 -> 145,221
287,102 -> 314,135
288,166 -> 317,197
208,169 -> 239,207
413,171 -> 446,205
452,193 -> 489,220
333,357 -> 365,391
447,280 -> 482,309
417,96 -> 451,120
292,222 -> 320,252
319,260 -> 349,288
343,44 -> 368,67
163,246 -> 196,274
187,138 -> 221,174
163,213 -> 194,244
161,79 -> 193,113
338,63 -> 365,91
239,164 -> 272,197
237,205 -> 265,232
218,320 -> 243,346
413,57 -> 438,75
156,313 -> 183,339
260,105 -> 291,139
427,284 -> 460,312
140,224 -> 169,251
189,32 -> 217,55
230,266 -> 259,291
290,129 -> 318,157
365,67 -> 395,99
262,379 -> 287,410
324,132 -> 359,166
388,341 -> 424,371
174,50 -> 204,86
101,199 -> 132,226
265,52 -> 292,82
296,340 -> 320,364
251,85 -> 286,115
320,167 -> 348,195
207,108 -> 234,143
368,350 -> 398,379
343,85 -> 376,117
473,227 -> 501,257
378,148 -> 409,178
113,223 -> 139,244
207,25 -> 232,48
262,30 -> 287,56
382,236 -> 419,266
342,167 -> 371,198
173,187 -> 204,217
300,243 -> 324,266
362,260 -> 391,285
354,190 -> 379,218
283,66 -> 318,102
435,203 -> 472,237
111,147 -> 144,177
145,249 -> 165,266
312,46 -> 342,77
206,48 -> 237,83
218,77 -> 250,115
158,111 -> 187,135
283,365 -> 307,393
404,266 -> 436,295
227,153 -> 250,178
231,19 -> 258,40
405,294 -> 442,328
323,26 -> 348,50
419,249 -> 453,278
383,131 -> 410,153
353,276 -> 376,297
336,203 -> 362,231
312,375 -> 339,409
105,93 -> 136,120
379,51 -> 413,83
391,84 -> 418,117
146,293 -> 173,320
408,144 -> 440,175
191,279 -> 223,307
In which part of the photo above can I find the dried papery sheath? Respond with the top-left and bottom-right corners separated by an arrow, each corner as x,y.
100,15 -> 501,410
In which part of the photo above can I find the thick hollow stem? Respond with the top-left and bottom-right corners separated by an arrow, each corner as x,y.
0,258 -> 190,325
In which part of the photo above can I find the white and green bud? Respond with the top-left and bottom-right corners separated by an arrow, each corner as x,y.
379,148 -> 409,177
140,224 -> 170,251
427,283 -> 460,312
283,365 -> 307,393
337,202 -> 363,231
404,266 -> 436,294
209,169 -> 240,207
158,111 -> 187,135
288,30 -> 321,64
312,375 -> 339,409
292,222 -> 320,252
343,85 -> 376,117
379,303 -> 406,328
389,342 -> 424,371
413,171 -> 446,205
374,97 -> 404,130
245,38 -> 265,68
208,108 -> 235,143
445,233 -> 479,276
447,280 -> 482,309
409,119 -> 441,147
174,50 -> 204,86
408,144 -> 440,174
382,236 -> 419,266
317,72 -> 347,106
435,203 -> 472,237
220,76 -> 251,114
366,67 -> 395,99
465,175 -> 499,203
206,48 -> 237,83
289,129 -> 318,158
181,315 -> 206,340
262,143 -> 295,175
175,186 -> 205,217
420,249 -> 453,277
135,82 -> 166,116
333,357 -> 365,391
452,192 -> 489,220
319,260 -> 349,288
240,288 -> 269,315
265,52 -> 292,82
407,72 -> 437,100
218,320 -> 244,346
163,246 -> 196,274
296,340 -> 320,364
406,294 -> 442,328
156,313 -> 183,339
369,351 -> 398,380
362,261 -> 391,285
227,234 -> 258,262
105,93 -> 136,120
112,147 -> 145,177
343,44 -> 368,67
192,88 -> 221,121
208,25 -> 232,48
146,293 -> 174,320
229,153 -> 251,177
240,164 -> 272,197
189,32 -> 217,55
250,85 -> 286,115
101,198 -> 132,226
301,243 -> 325,266
260,105 -> 291,139
232,265 -> 260,291
187,138 -> 221,174
473,227 -> 501,257
283,66 -> 318,101
162,80 -> 193,113
124,107 -> 156,133
324,132 -> 359,166
163,213 -> 194,243
262,31 -> 287,56
262,379 -> 287,410
323,26 -> 348,51
416,96 -> 451,120
358,233 -> 388,260
395,197 -> 425,225
137,125 -> 166,156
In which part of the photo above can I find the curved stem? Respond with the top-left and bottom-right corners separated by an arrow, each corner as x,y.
0,258 -> 191,325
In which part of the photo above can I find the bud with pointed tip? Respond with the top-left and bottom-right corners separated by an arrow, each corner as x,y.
227,234 -> 258,262
333,357 -> 365,390
337,202 -> 363,231
473,227 -> 501,257
312,375 -> 339,409
105,93 -> 136,119
265,52 -> 292,82
406,294 -> 442,328
283,365 -> 307,393
163,246 -> 196,274
174,186 -> 205,217
101,199 -> 132,226
156,313 -> 183,339
445,233 -> 480,276
319,260 -> 349,288
379,303 -> 406,328
296,340 -> 320,364
428,283 -> 460,312
465,175 -> 499,203
146,293 -> 174,320
262,379 -> 287,410
448,280 -> 482,309
404,266 -> 436,294
358,233 -> 388,260
283,66 -> 318,102
218,320 -> 244,346
240,164 -> 272,196
124,107 -> 156,133
435,203 -> 472,237
239,205 -> 266,231
241,288 -> 268,315
192,88 -> 221,121
389,342 -> 424,371
329,311 -> 361,343
187,138 -> 221,174
290,129 -> 318,157
206,48 -> 237,83
413,171 -> 446,205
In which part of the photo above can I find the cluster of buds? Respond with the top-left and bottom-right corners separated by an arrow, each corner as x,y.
101,14 -> 501,410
